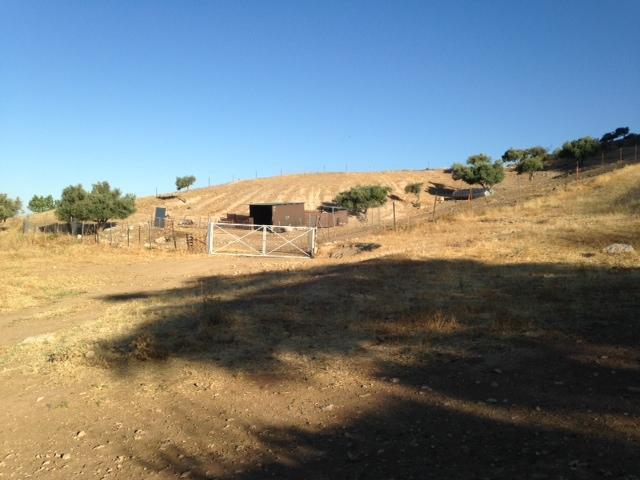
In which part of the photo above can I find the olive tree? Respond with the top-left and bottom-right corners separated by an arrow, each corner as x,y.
28,194 -> 57,213
176,175 -> 196,191
0,194 -> 22,222
56,182 -> 136,229
557,136 -> 600,171
502,146 -> 549,181
334,185 -> 392,217
451,154 -> 505,193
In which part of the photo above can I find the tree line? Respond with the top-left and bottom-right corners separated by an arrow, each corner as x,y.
0,126 -> 636,224
331,125 -> 636,215
1,173 -> 200,225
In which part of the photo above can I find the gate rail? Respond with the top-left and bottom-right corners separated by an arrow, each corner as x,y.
207,223 -> 317,258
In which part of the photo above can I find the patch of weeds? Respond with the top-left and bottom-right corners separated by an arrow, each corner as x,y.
47,400 -> 69,410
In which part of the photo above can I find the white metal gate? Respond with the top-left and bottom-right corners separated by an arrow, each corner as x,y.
207,223 -> 317,258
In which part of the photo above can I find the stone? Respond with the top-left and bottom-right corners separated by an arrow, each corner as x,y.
21,333 -> 55,345
602,243 -> 635,254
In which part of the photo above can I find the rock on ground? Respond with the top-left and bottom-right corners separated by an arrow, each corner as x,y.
602,243 -> 635,254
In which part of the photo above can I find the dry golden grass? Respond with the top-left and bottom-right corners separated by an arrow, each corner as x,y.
133,169 -> 463,223
1,165 -> 638,480
2,164 -> 638,368
0,219 -> 179,313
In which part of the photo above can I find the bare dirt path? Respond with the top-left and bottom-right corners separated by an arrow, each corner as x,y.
0,255 -> 302,347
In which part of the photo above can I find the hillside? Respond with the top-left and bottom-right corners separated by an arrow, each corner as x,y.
0,164 -> 638,480
133,170 -> 462,223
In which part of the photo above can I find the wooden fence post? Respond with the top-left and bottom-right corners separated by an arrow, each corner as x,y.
171,220 -> 177,250
432,196 -> 438,222
392,201 -> 396,231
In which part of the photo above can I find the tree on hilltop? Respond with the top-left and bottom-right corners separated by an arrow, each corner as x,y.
176,175 -> 196,191
600,127 -> 630,145
451,154 -> 505,193
557,136 -> 600,173
502,146 -> 549,181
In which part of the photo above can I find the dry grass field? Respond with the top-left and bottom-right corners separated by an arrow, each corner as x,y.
134,170 -> 462,223
0,165 -> 638,479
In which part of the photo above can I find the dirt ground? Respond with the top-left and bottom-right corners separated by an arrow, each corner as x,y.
1,166 -> 639,479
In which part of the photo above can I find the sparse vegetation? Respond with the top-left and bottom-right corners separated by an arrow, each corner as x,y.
0,194 -> 22,222
404,182 -> 424,207
176,175 -> 196,191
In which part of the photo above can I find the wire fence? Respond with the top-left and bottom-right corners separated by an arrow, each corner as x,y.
321,148 -> 640,243
18,144 -> 639,253
21,218 -> 210,253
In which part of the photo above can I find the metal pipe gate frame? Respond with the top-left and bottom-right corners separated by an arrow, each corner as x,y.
206,222 -> 317,259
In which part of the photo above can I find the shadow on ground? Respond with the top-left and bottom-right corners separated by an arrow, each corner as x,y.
95,256 -> 640,479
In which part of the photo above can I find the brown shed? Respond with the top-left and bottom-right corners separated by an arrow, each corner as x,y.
249,202 -> 305,226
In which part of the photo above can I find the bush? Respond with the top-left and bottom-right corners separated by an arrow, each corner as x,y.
404,182 -> 424,206
334,185 -> 392,216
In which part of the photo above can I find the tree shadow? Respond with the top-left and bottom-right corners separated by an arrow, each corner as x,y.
92,256 -> 640,478
129,392 -> 639,480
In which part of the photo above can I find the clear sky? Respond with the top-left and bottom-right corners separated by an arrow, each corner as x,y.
1,0 -> 639,206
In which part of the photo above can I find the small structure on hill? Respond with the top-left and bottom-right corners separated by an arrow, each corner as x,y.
153,207 -> 167,227
249,202 -> 306,226
305,204 -> 348,228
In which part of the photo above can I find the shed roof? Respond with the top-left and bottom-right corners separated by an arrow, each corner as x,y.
249,202 -> 305,206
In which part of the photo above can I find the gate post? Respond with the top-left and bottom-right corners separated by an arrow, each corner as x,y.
309,228 -> 317,258
207,222 -> 214,255
261,226 -> 267,255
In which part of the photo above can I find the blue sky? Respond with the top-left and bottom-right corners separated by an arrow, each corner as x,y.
1,0 -> 639,206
